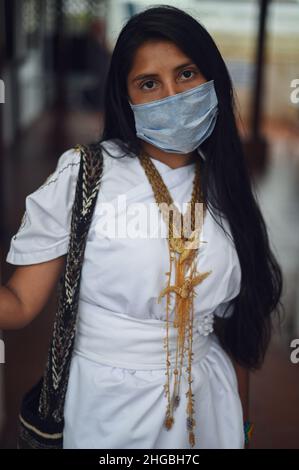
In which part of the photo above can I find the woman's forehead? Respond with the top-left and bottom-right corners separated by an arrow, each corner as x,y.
128,41 -> 193,77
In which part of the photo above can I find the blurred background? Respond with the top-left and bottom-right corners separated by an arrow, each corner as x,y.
0,0 -> 298,449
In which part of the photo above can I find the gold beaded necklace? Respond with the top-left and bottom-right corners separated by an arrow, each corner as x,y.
138,149 -> 212,448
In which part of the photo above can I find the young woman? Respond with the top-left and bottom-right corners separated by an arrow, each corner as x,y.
0,5 -> 283,449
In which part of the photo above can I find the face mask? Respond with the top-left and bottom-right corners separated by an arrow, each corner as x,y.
128,79 -> 218,155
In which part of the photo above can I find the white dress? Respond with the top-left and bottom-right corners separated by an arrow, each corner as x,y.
6,138 -> 244,449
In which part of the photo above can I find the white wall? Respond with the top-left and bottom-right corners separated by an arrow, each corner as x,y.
18,50 -> 46,129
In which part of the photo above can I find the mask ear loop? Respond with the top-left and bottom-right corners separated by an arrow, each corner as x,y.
196,147 -> 206,161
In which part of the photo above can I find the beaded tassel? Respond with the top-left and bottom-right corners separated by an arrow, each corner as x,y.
138,151 -> 211,448
158,228 -> 211,447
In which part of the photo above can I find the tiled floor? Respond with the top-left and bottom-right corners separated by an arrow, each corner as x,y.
0,111 -> 298,448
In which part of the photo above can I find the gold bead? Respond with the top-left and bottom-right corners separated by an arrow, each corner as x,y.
164,415 -> 174,430
189,431 -> 196,447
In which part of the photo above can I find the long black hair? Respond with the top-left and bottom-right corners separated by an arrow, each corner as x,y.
99,4 -> 284,370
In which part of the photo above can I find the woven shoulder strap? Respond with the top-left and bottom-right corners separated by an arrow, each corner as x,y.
38,142 -> 104,422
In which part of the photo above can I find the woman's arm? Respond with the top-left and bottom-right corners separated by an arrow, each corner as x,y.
0,255 -> 66,329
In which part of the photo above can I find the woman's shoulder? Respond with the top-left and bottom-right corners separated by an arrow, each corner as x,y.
42,138 -> 131,186
36,147 -> 81,193
99,138 -> 139,171
6,147 -> 81,265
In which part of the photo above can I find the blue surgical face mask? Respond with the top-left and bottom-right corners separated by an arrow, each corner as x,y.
128,79 -> 218,155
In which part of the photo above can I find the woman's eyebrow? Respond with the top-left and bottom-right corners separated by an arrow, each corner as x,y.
132,62 -> 196,82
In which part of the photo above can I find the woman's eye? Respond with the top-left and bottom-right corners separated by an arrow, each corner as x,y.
140,80 -> 156,90
181,70 -> 196,80
140,70 -> 197,90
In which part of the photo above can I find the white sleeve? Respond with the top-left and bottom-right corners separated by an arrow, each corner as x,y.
212,242 -> 242,319
6,148 -> 81,265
